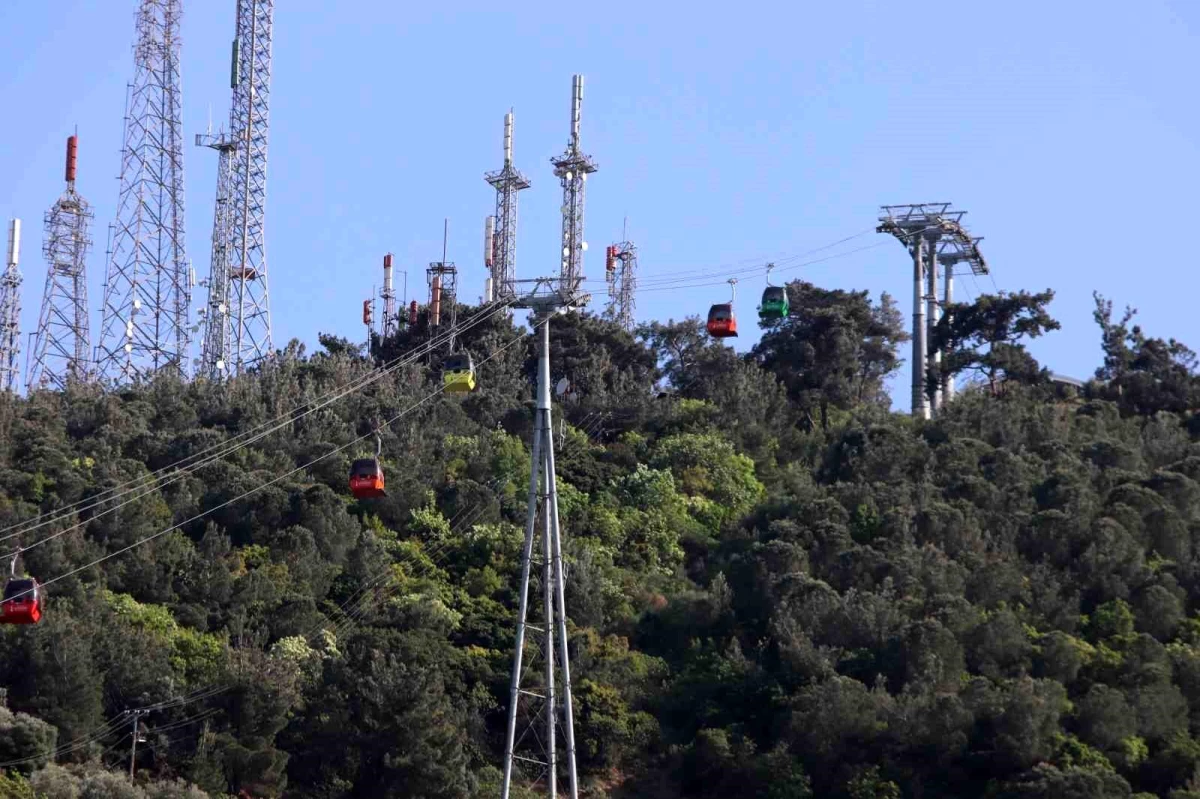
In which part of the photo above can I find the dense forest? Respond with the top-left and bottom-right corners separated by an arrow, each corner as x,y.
0,277 -> 1198,798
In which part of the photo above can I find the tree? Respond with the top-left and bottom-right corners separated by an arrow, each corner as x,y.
750,281 -> 907,428
930,289 -> 1060,395
1092,293 -> 1199,416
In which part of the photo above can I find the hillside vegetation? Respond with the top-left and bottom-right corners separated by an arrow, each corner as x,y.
1,280 -> 1199,798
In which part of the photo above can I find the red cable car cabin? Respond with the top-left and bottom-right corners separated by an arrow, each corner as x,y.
349,458 -> 386,500
706,303 -> 738,338
1,577 -> 43,625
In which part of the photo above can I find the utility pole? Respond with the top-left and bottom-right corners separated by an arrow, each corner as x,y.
95,0 -> 190,385
128,708 -> 149,778
501,277 -> 589,799
28,135 -> 93,391
485,111 -> 530,300
877,204 -> 988,418
1,219 -> 21,393
551,75 -> 598,294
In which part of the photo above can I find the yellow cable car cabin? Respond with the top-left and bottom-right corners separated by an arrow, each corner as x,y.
443,354 -> 477,393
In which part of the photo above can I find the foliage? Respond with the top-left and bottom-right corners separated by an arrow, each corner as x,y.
1,283 -> 1199,797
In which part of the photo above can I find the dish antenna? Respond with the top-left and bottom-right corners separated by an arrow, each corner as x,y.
555,377 -> 570,397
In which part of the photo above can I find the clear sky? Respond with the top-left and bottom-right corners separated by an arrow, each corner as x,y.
2,1 -> 1197,406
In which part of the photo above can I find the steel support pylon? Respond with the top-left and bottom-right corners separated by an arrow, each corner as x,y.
502,315 -> 579,799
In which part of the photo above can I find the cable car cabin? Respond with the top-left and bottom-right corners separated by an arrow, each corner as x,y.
348,458 -> 386,500
443,354 -> 477,393
706,304 -> 738,338
0,578 -> 42,624
759,286 -> 789,319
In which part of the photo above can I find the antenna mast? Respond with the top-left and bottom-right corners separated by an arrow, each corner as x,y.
550,75 -> 598,293
1,219 -> 22,392
426,219 -> 457,345
28,135 -> 93,391
485,110 -> 531,300
604,237 -> 637,331
95,0 -> 189,385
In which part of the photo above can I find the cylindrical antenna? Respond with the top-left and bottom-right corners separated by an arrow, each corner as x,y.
442,218 -> 448,266
65,135 -> 78,184
383,253 -> 393,292
6,219 -> 20,268
504,110 -> 513,166
484,216 -> 495,268
570,75 -> 583,149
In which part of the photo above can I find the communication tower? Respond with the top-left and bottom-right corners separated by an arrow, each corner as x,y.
28,136 -> 93,391
196,0 -> 275,379
878,203 -> 988,418
95,0 -> 190,385
1,220 -> 22,393
550,75 -> 597,292
604,240 -> 637,331
485,111 -> 531,299
427,221 -> 457,342
379,253 -> 403,339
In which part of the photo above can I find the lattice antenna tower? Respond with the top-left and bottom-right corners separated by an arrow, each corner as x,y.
550,75 -> 598,292
427,220 -> 458,345
1,219 -> 22,392
485,110 -> 531,300
28,136 -> 93,391
226,0 -> 275,375
195,115 -> 236,378
878,203 -> 988,419
603,239 -> 637,331
95,0 -> 189,386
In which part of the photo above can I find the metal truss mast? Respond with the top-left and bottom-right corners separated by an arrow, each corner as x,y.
1,219 -> 21,393
28,136 -> 93,391
485,110 -> 531,300
550,75 -> 597,292
604,239 -> 637,331
95,0 -> 190,385
198,0 -> 275,379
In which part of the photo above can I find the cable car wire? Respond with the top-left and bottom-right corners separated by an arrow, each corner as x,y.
0,299 -> 518,556
0,297 -> 517,545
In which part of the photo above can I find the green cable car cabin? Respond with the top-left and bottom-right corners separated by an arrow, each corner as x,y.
758,286 -> 789,319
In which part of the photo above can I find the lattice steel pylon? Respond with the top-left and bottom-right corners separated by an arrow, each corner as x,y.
550,75 -> 597,293
603,240 -> 637,330
1,219 -> 22,393
28,136 -> 93,392
95,0 -> 190,386
225,0 -> 275,374
485,110 -> 531,300
501,278 -> 589,799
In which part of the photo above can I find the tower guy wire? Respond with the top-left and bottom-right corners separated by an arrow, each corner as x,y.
27,135 -> 93,392
485,110 -> 531,300
95,0 -> 190,386
551,75 -> 597,294
1,219 -> 21,392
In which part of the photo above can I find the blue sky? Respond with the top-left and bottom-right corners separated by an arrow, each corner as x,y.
2,1 -> 1197,406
